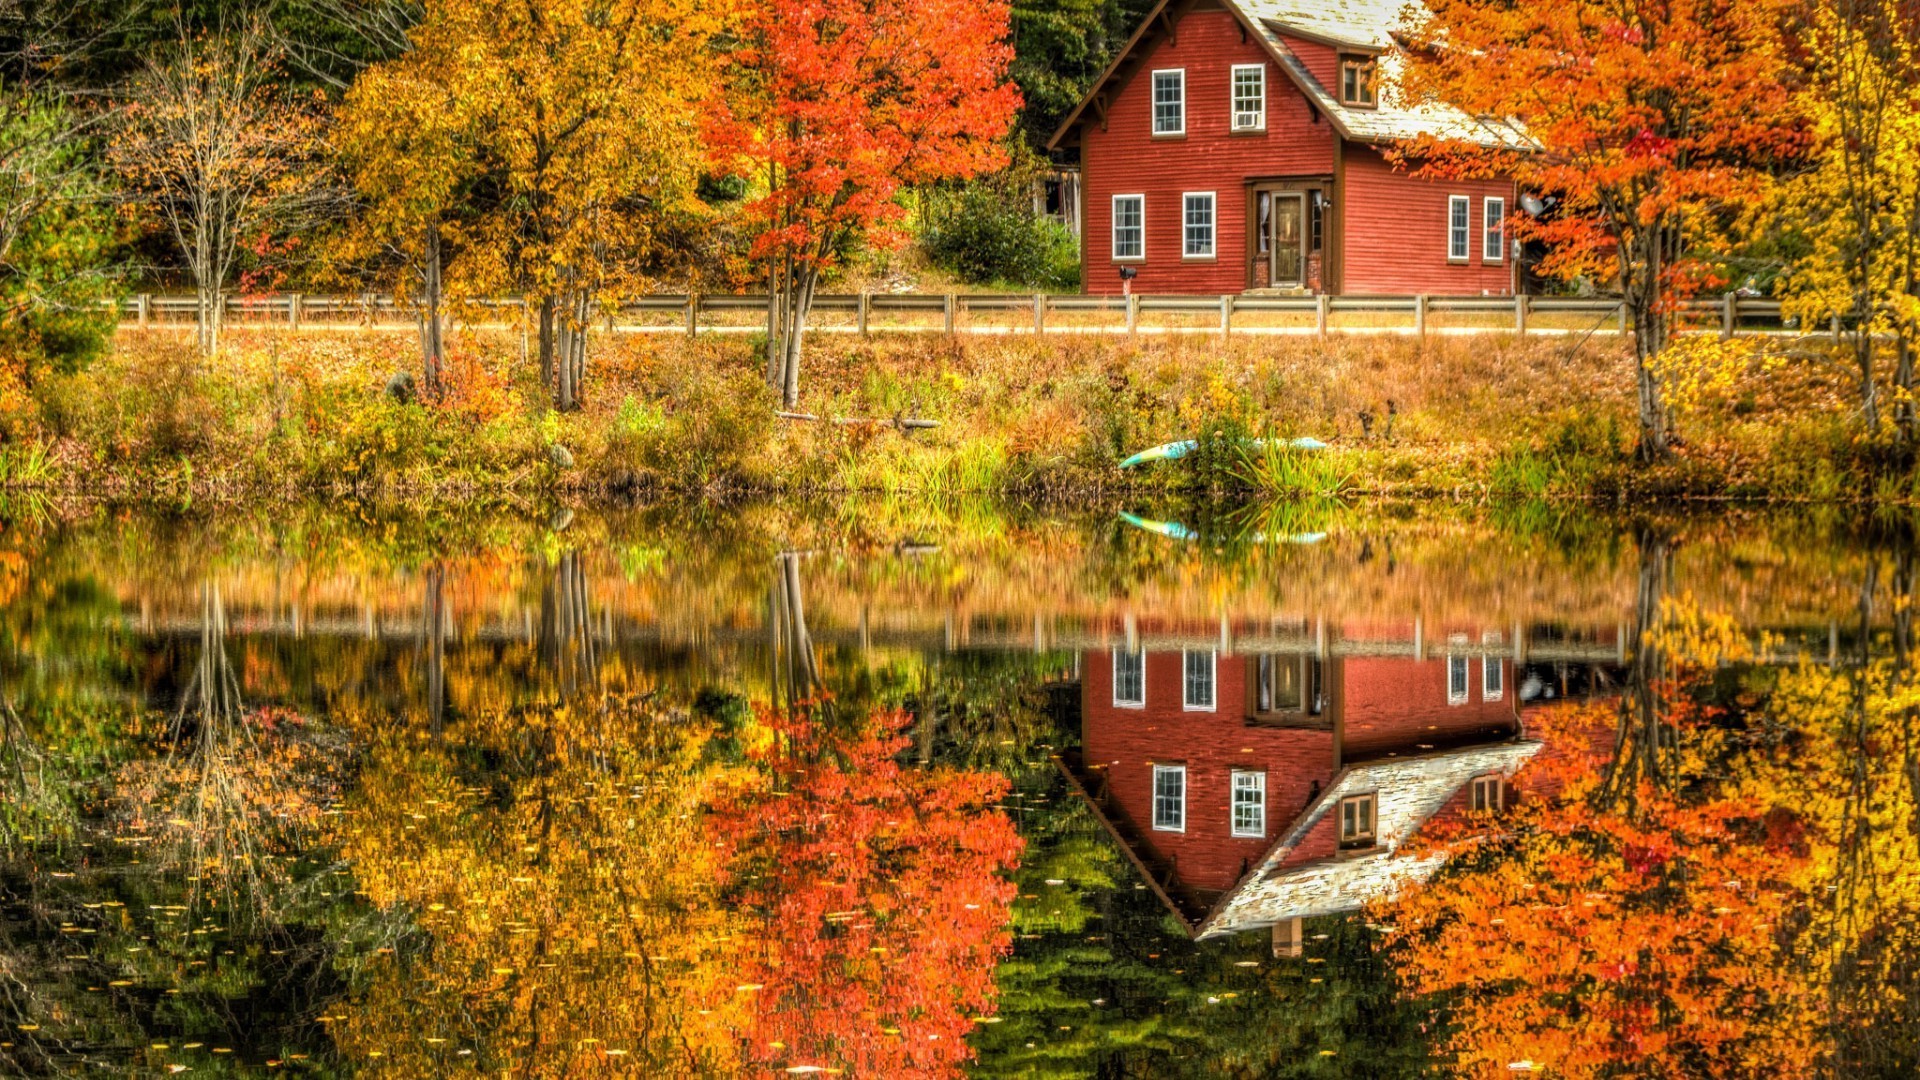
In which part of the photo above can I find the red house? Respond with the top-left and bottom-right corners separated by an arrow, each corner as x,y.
1060,640 -> 1538,941
1048,0 -> 1524,297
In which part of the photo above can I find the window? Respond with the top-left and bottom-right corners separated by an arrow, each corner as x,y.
1339,793 -> 1376,849
1182,193 -> 1215,259
1448,655 -> 1469,704
1340,56 -> 1378,107
1483,657 -> 1504,701
1471,775 -> 1505,812
1183,649 -> 1216,709
1113,648 -> 1145,706
1111,194 -> 1144,262
1484,196 -> 1507,262
1231,64 -> 1265,130
1231,771 -> 1266,837
1153,765 -> 1186,831
1448,195 -> 1471,261
1152,69 -> 1185,135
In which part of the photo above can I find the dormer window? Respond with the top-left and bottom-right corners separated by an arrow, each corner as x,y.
1339,793 -> 1377,849
1471,775 -> 1506,812
1340,55 -> 1378,107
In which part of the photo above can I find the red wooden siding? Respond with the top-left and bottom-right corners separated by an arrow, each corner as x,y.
1082,650 -> 1336,895
1079,8 -> 1336,296
1340,144 -> 1516,295
1279,33 -> 1339,91
1341,655 -> 1519,759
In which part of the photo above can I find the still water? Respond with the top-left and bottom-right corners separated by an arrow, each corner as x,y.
0,500 -> 1912,1077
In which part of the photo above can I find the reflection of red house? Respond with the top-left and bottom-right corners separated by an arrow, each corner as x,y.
1061,642 -> 1536,939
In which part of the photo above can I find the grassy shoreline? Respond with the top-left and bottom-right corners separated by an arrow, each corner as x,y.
0,325 -> 1891,504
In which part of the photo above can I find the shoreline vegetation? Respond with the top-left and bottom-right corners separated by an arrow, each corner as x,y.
0,326 -> 1899,506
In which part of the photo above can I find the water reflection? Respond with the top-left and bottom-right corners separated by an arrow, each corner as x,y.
0,503 -> 1917,1075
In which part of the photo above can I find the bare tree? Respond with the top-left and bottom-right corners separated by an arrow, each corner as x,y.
111,20 -> 330,355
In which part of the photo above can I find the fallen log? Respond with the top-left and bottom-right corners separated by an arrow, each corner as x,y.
776,410 -> 939,431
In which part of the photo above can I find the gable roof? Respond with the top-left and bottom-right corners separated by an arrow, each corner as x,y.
1193,738 -> 1541,938
1047,0 -> 1526,152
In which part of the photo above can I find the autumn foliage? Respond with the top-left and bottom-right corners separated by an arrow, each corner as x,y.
714,704 -> 1024,1076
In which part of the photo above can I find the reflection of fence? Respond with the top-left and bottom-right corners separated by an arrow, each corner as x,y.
114,291 -> 1801,340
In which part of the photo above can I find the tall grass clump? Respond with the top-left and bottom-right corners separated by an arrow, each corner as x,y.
1233,435 -> 1353,499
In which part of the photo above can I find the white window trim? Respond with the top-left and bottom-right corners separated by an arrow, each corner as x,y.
1181,192 -> 1216,261
1151,68 -> 1186,136
1182,648 -> 1216,710
1230,770 -> 1266,838
1483,196 -> 1506,263
1447,195 -> 1471,262
1471,774 -> 1506,812
1447,654 -> 1470,705
1111,194 -> 1145,263
1483,656 -> 1505,701
1230,64 -> 1266,131
1112,648 -> 1145,708
1152,764 -> 1187,832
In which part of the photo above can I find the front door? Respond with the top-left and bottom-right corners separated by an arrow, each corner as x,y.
1269,193 -> 1305,289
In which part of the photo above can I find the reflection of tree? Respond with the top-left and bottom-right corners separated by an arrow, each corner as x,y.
328,694 -> 747,1075
715,705 -> 1022,1077
116,583 -> 340,918
1594,527 -> 1672,814
538,551 -> 598,697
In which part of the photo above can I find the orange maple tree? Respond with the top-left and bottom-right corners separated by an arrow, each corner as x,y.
712,705 -> 1023,1077
706,0 -> 1020,407
1399,0 -> 1809,460
1387,701 -> 1825,1078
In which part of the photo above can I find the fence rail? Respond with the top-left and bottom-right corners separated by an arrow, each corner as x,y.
113,291 -> 1802,340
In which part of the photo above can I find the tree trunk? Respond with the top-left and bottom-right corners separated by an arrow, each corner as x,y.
197,286 -> 223,357
1896,333 -> 1915,446
768,262 -> 818,410
537,295 -> 556,394
419,223 -> 446,399
1624,225 -> 1675,463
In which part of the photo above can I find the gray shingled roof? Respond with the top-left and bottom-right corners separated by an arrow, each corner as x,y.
1236,0 -> 1416,50
1195,739 -> 1541,939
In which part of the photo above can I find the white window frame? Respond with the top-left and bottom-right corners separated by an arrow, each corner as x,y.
1483,656 -> 1504,701
1230,64 -> 1266,131
1151,69 -> 1186,136
1111,194 -> 1145,262
1448,195 -> 1471,262
1339,792 -> 1377,848
1112,648 -> 1145,708
1471,775 -> 1505,812
1182,192 -> 1215,260
1483,196 -> 1506,262
1231,770 -> 1266,838
1447,655 -> 1469,705
1182,649 -> 1216,710
1152,764 -> 1187,832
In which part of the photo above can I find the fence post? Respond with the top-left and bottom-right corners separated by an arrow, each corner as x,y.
1414,294 -> 1428,340
137,293 -> 151,328
858,292 -> 871,338
1514,294 -> 1529,336
1831,314 -> 1843,343
943,293 -> 956,335
1315,294 -> 1329,337
1126,294 -> 1139,335
1033,293 -> 1045,335
686,294 -> 699,338
1721,292 -> 1736,340
1219,294 -> 1233,337
1618,300 -> 1628,336
288,293 -> 302,329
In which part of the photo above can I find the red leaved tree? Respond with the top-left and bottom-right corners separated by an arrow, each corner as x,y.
708,0 -> 1020,407
1398,0 -> 1808,460
712,705 -> 1022,1076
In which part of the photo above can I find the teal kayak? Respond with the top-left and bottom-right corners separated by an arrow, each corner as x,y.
1119,436 -> 1328,470
1118,511 -> 1326,546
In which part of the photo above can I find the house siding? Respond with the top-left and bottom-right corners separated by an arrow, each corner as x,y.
1080,8 -> 1337,296
1340,143 -> 1516,295
1082,650 -> 1335,896
1341,655 -> 1519,758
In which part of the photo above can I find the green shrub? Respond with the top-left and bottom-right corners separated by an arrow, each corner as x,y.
924,183 -> 1079,291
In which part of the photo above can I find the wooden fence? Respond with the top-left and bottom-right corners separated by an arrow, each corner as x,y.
113,291 -> 1799,340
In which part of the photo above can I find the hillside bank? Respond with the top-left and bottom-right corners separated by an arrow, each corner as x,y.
0,327 -> 1880,504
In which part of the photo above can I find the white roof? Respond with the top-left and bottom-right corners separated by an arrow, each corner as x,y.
1196,739 -> 1541,938
1236,0 -> 1417,50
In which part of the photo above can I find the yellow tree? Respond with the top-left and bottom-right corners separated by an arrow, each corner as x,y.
342,0 -> 722,411
326,695 -> 748,1075
1775,0 -> 1920,439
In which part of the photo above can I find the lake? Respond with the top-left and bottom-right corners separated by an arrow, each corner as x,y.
0,499 -> 1910,1077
